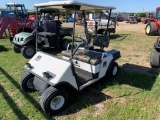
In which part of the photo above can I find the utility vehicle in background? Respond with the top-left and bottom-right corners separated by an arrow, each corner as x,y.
87,11 -> 116,35
12,8 -> 73,59
19,0 -> 121,115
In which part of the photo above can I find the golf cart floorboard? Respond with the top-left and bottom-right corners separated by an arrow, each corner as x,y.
76,72 -> 98,86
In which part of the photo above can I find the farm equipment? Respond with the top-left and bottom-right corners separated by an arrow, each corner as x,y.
115,13 -> 125,22
12,8 -> 73,59
0,3 -> 35,41
141,13 -> 154,24
19,0 -> 120,115
145,7 -> 160,36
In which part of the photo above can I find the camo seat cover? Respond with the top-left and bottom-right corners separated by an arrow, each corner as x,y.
62,49 -> 102,65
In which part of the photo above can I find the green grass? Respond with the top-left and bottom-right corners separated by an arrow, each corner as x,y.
0,31 -> 160,120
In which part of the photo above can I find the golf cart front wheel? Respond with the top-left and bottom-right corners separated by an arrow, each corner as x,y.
110,62 -> 119,78
19,72 -> 36,92
40,86 -> 68,115
21,45 -> 36,59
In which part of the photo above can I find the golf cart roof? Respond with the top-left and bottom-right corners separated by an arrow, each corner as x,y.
6,3 -> 25,6
34,0 -> 116,11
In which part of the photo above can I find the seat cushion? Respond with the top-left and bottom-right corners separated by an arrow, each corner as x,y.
62,49 -> 102,65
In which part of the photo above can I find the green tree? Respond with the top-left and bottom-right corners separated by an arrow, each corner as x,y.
138,12 -> 146,17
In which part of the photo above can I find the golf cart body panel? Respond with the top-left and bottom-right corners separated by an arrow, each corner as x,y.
24,52 -> 78,90
13,32 -> 34,46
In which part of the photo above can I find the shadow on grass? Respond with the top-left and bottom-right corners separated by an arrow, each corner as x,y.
117,63 -> 159,90
0,45 -> 8,52
0,36 -> 8,39
110,34 -> 130,41
0,67 -> 54,120
0,85 -> 28,119
58,83 -> 111,116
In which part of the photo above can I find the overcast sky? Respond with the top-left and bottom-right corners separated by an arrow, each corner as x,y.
0,0 -> 159,12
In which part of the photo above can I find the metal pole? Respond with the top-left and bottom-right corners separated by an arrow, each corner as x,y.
71,6 -> 76,59
82,10 -> 89,46
36,7 -> 38,52
105,9 -> 112,35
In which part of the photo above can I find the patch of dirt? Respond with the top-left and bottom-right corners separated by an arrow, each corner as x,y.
62,21 -> 146,34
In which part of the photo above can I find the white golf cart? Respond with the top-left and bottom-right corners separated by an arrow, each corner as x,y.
19,0 -> 121,115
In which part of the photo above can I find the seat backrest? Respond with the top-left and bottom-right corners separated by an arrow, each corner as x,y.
93,35 -> 110,47
44,21 -> 57,33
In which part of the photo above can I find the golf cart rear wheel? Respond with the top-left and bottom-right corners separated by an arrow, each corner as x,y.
150,50 -> 160,68
12,44 -> 21,53
21,45 -> 36,59
19,72 -> 36,92
40,86 -> 68,115
110,62 -> 119,78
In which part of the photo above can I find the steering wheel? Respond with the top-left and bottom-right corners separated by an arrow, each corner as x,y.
74,36 -> 88,46
68,36 -> 88,58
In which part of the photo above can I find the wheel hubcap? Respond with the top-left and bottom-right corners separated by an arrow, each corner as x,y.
50,96 -> 65,110
27,78 -> 34,89
26,48 -> 34,56
146,25 -> 150,34
113,66 -> 118,76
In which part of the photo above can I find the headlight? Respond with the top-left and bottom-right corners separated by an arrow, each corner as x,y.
43,72 -> 50,79
42,72 -> 55,79
25,63 -> 32,69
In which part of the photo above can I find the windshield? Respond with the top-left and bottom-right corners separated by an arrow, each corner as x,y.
6,5 -> 15,10
156,10 -> 160,19
93,13 -> 109,19
21,6 -> 27,15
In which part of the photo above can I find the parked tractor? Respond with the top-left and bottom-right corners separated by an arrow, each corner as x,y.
145,7 -> 160,36
141,13 -> 154,24
0,3 -> 35,41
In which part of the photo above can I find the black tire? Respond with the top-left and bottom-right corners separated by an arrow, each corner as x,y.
110,62 -> 119,78
21,45 -> 36,59
40,86 -> 68,115
145,22 -> 158,36
150,50 -> 160,68
19,72 -> 36,92
12,44 -> 21,53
